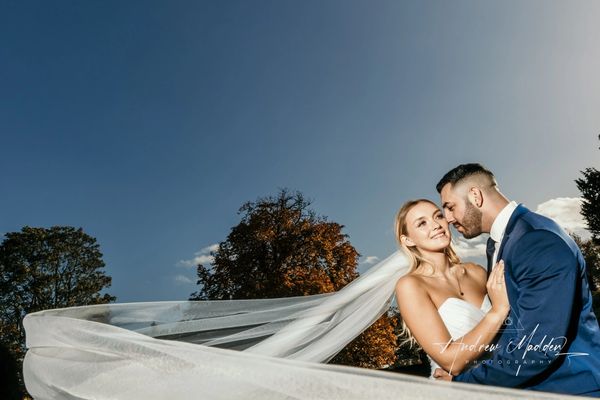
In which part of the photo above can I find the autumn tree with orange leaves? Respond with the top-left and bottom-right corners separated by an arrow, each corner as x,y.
190,189 -> 397,369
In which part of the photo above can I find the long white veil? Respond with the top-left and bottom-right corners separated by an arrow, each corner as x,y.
22,251 -> 567,400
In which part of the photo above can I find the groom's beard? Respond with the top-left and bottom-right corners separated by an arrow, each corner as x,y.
457,202 -> 483,239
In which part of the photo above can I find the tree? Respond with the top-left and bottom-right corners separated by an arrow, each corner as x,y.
191,189 -> 359,300
190,189 -> 397,368
581,240 -> 600,320
575,134 -> 600,243
575,134 -> 600,320
0,226 -> 115,394
387,308 -> 431,376
572,235 -> 600,293
0,341 -> 21,400
330,312 -> 398,369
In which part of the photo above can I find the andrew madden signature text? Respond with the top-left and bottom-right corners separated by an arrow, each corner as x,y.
436,324 -> 588,376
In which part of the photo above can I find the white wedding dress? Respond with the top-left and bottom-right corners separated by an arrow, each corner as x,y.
428,295 -> 492,377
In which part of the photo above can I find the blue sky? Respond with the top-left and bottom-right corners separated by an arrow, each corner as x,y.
1,1 -> 599,302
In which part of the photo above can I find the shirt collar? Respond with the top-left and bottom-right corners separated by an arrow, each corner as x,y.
489,201 -> 518,243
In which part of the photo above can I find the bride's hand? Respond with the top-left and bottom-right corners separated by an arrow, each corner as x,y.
433,368 -> 453,381
487,260 -> 510,314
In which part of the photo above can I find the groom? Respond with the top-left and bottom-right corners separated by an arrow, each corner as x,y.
434,163 -> 600,397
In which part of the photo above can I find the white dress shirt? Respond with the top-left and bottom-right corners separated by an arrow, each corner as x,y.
489,201 -> 518,265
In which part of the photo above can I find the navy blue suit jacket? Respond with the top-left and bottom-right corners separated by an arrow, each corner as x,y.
453,205 -> 600,396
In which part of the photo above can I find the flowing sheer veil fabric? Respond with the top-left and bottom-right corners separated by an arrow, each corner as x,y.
23,251 -> 564,400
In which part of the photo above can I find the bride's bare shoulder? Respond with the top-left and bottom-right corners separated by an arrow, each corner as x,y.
462,262 -> 487,281
395,274 -> 427,295
395,274 -> 434,311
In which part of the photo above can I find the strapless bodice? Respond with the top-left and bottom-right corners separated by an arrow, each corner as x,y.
428,295 -> 492,377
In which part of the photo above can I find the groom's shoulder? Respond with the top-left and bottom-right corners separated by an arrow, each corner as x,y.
509,219 -> 576,261
516,209 -> 574,245
510,208 -> 568,241
521,208 -> 558,228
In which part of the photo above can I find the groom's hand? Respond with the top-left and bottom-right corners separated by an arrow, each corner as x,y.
433,368 -> 453,381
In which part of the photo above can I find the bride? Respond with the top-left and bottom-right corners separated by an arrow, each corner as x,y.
394,198 -> 509,378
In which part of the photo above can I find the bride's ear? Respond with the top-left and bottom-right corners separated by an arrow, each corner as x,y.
401,235 -> 416,247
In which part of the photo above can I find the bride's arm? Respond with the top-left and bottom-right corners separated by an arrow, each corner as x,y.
395,263 -> 509,375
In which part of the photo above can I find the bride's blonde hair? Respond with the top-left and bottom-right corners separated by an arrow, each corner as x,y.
394,199 -> 461,347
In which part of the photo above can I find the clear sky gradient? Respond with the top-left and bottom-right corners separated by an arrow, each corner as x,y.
2,1 -> 599,302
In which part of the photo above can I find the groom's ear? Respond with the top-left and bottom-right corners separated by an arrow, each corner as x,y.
468,187 -> 484,208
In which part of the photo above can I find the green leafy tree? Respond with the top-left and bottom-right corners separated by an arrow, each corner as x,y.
575,134 -> 600,319
572,235 -> 600,320
0,226 -> 115,395
573,235 -> 600,293
0,341 -> 21,400
575,134 -> 600,243
190,189 -> 397,368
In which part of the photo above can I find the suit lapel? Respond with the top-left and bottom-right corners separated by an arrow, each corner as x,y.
496,204 -> 529,262
494,204 -> 530,335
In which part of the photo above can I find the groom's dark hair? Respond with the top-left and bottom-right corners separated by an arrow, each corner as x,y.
436,163 -> 496,193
